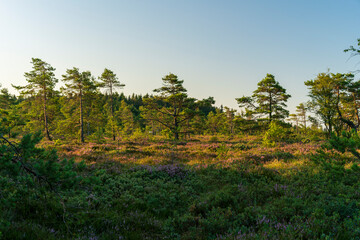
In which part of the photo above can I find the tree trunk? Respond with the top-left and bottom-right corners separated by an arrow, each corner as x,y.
43,88 -> 52,141
269,92 -> 272,122
174,109 -> 179,140
110,84 -> 116,141
152,120 -> 155,135
336,88 -> 358,132
80,90 -> 84,143
328,120 -> 332,138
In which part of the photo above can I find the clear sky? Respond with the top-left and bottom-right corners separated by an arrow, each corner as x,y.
0,0 -> 360,113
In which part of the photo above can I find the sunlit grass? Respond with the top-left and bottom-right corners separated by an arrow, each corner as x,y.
263,158 -> 308,172
55,135 -> 320,175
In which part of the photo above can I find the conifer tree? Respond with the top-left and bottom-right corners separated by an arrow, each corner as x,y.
142,73 -> 196,140
13,58 -> 57,140
117,100 -> 134,136
62,68 -> 97,143
305,72 -> 359,136
296,103 -> 308,129
206,109 -> 227,135
236,74 -> 291,122
99,69 -> 124,141
0,87 -> 20,137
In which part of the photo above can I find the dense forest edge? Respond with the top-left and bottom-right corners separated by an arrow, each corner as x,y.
1,39 -> 360,239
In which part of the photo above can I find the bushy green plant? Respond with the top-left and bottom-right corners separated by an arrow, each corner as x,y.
328,130 -> 360,160
0,133 -> 84,238
209,136 -> 218,142
263,121 -> 288,146
216,144 -> 229,159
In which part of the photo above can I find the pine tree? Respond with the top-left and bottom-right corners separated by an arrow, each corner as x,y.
296,103 -> 308,129
13,58 -> 58,140
305,72 -> 359,136
62,68 -> 97,143
99,68 -> 125,141
117,100 -> 134,136
206,109 -> 227,135
141,73 -> 197,140
236,74 -> 291,122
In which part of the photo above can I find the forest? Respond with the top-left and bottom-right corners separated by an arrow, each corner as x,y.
1,39 -> 360,239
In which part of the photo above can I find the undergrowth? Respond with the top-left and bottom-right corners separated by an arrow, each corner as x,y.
1,134 -> 360,239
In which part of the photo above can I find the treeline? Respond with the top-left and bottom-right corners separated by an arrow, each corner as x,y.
0,62 -> 294,142
0,59 -> 240,142
1,39 -> 360,142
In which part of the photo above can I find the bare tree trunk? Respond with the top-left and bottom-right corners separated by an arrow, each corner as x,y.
174,109 -> 179,140
269,92 -> 272,122
80,90 -> 84,143
43,88 -> 52,141
110,84 -> 116,141
152,120 -> 155,135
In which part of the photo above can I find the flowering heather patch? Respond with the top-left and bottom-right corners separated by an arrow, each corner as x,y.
55,136 -> 326,175
5,135 -> 360,239
130,164 -> 190,179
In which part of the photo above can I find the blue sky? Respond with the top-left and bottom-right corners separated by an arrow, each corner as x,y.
1,0 -> 360,113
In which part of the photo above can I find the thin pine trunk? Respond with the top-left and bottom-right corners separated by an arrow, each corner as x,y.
80,90 -> 84,143
43,87 -> 52,141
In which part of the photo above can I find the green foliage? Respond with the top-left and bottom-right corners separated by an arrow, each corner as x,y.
236,73 -> 291,122
98,68 -> 125,93
344,38 -> 360,57
3,133 -> 360,239
209,135 -> 218,142
130,128 -> 149,141
62,67 -> 98,143
13,58 -> 58,140
142,73 -> 198,140
328,130 -> 360,160
216,144 -> 230,159
263,121 -> 288,146
99,68 -> 125,141
0,133 -> 84,238
305,72 -> 358,137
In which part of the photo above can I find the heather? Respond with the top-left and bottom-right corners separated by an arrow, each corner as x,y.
2,133 -> 360,239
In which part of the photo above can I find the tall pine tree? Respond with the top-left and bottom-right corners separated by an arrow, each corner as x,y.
13,58 -> 57,140
62,67 -> 97,143
236,74 -> 291,122
99,68 -> 125,141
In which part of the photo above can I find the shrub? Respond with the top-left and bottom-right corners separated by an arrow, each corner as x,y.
328,130 -> 360,160
209,136 -> 218,142
263,121 -> 288,147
